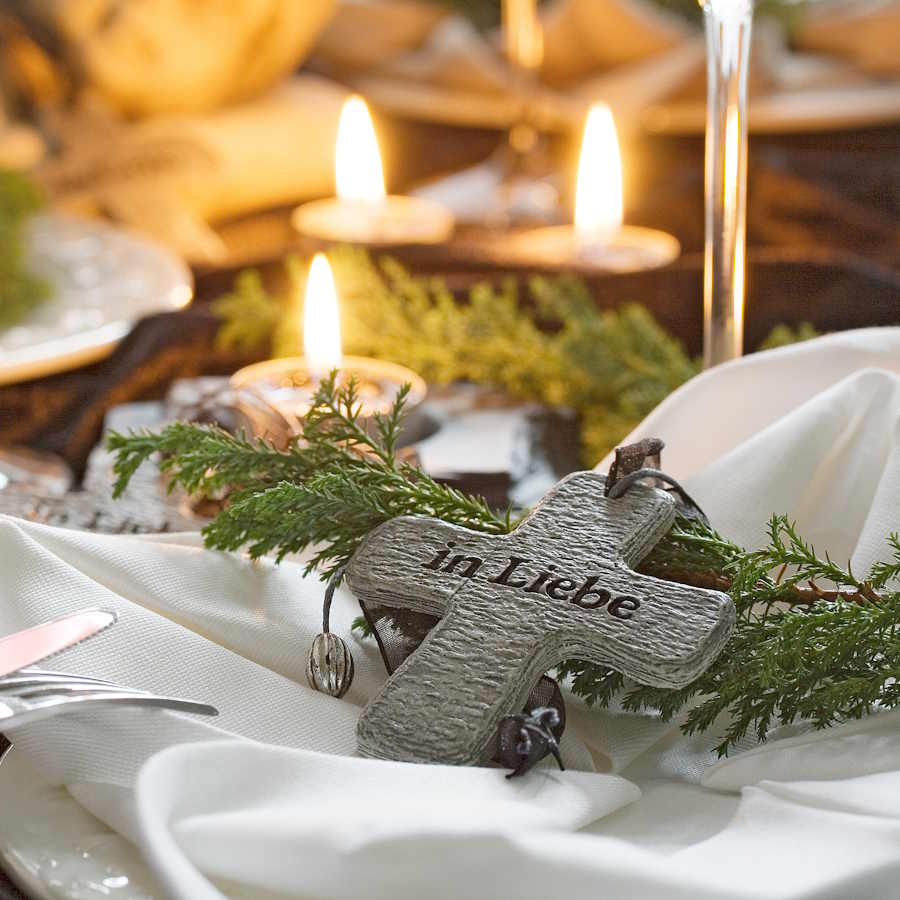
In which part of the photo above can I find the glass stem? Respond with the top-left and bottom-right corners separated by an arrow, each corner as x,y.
502,0 -> 543,149
702,0 -> 753,368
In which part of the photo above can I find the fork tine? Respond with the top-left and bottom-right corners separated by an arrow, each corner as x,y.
19,667 -> 119,681
0,671 -> 124,692
0,692 -> 218,729
7,682 -> 150,700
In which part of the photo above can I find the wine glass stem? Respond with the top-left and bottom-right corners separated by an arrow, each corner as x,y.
702,0 -> 753,368
503,0 -> 543,141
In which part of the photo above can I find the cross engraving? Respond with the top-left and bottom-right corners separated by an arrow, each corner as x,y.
346,472 -> 735,765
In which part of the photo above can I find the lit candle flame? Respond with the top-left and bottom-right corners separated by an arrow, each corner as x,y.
335,95 -> 386,205
574,103 -> 624,244
303,253 -> 342,377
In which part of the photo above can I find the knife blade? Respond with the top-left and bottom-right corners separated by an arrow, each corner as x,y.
0,609 -> 118,679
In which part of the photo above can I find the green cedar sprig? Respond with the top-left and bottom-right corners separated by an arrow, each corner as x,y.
562,516 -> 900,755
211,247 -> 698,467
212,249 -> 818,467
109,371 -> 510,579
109,382 -> 900,755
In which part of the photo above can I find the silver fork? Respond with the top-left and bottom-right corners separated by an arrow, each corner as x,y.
0,672 -> 121,765
0,669 -> 124,692
0,672 -> 217,730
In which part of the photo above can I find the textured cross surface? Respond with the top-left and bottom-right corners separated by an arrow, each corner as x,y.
346,471 -> 735,766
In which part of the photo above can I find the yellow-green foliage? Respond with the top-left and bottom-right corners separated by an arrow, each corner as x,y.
214,247 -> 699,465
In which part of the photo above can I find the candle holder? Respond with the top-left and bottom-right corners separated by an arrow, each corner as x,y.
230,356 -> 427,435
475,225 -> 680,273
702,0 -> 753,367
463,103 -> 679,273
293,196 -> 454,246
293,95 -> 454,246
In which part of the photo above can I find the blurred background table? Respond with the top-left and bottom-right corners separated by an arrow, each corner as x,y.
1,117 -> 897,481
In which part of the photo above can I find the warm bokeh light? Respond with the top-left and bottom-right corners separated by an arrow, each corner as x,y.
303,253 -> 342,376
504,0 -> 543,71
335,95 -> 386,204
574,103 -> 624,242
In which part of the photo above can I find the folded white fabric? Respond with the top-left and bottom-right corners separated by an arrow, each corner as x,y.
0,514 -> 603,835
1,325 -> 899,898
600,327 -> 900,575
137,738 -> 900,900
136,741 -> 638,900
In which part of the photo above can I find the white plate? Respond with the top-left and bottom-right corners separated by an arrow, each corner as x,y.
0,216 -> 192,386
0,746 -> 161,900
644,81 -> 900,134
359,73 -> 900,134
0,746 -> 275,900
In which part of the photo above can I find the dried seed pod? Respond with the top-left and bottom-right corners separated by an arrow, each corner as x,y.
306,632 -> 354,698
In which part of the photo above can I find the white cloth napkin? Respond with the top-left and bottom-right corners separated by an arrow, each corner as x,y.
2,325 -> 899,898
600,326 -> 900,579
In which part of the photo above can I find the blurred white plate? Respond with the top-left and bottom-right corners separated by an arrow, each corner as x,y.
0,215 -> 192,386
644,82 -> 900,134
0,746 -> 161,900
359,73 -> 900,134
0,746 -> 272,900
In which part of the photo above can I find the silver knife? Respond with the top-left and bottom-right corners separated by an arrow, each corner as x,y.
0,609 -> 118,679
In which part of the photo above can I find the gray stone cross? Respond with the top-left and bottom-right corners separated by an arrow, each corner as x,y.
345,471 -> 735,766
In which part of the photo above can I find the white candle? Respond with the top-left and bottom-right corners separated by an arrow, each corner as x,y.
473,103 -> 679,273
232,255 -> 426,430
293,96 -> 455,246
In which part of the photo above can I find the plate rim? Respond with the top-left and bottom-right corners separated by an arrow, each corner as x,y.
0,215 -> 193,387
357,73 -> 900,135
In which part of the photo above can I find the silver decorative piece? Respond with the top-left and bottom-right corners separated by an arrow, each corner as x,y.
306,567 -> 355,699
346,471 -> 735,766
306,632 -> 354,699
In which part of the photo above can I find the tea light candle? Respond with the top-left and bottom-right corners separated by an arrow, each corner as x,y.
230,254 -> 426,430
293,96 -> 455,246
479,104 -> 680,272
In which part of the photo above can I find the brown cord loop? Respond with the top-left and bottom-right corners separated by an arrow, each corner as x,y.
606,466 -> 709,523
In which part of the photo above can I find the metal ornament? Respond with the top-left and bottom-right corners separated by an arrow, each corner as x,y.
498,706 -> 565,779
306,632 -> 354,698
346,471 -> 736,766
306,567 -> 355,699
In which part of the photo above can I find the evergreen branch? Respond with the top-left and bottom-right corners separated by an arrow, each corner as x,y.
202,463 -> 509,580
567,514 -> 900,755
212,248 -> 699,466
212,249 -> 820,467
107,423 -> 315,499
108,370 -> 900,756
869,534 -> 900,589
107,372 -> 511,581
